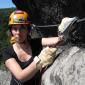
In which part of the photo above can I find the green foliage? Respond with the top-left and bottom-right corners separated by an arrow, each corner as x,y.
0,8 -> 16,66
0,8 -> 14,47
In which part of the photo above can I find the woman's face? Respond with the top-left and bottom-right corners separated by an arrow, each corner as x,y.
11,24 -> 30,43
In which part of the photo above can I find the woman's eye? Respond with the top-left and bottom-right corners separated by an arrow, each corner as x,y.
11,26 -> 28,31
14,27 -> 18,31
12,27 -> 17,31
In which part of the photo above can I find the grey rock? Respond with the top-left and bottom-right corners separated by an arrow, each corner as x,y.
0,70 -> 11,85
41,46 -> 85,85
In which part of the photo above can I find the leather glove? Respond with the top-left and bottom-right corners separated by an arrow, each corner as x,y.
58,17 -> 78,41
34,47 -> 57,70
58,17 -> 77,33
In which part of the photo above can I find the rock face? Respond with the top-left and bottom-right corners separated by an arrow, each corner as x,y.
0,70 -> 11,85
41,46 -> 85,85
12,0 -> 85,24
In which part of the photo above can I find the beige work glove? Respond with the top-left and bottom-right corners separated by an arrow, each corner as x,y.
58,17 -> 78,42
34,47 -> 57,70
58,17 -> 77,33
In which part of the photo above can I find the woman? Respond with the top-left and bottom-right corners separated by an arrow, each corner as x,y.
2,10 -> 63,85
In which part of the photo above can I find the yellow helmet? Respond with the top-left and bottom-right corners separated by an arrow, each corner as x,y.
9,10 -> 31,25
